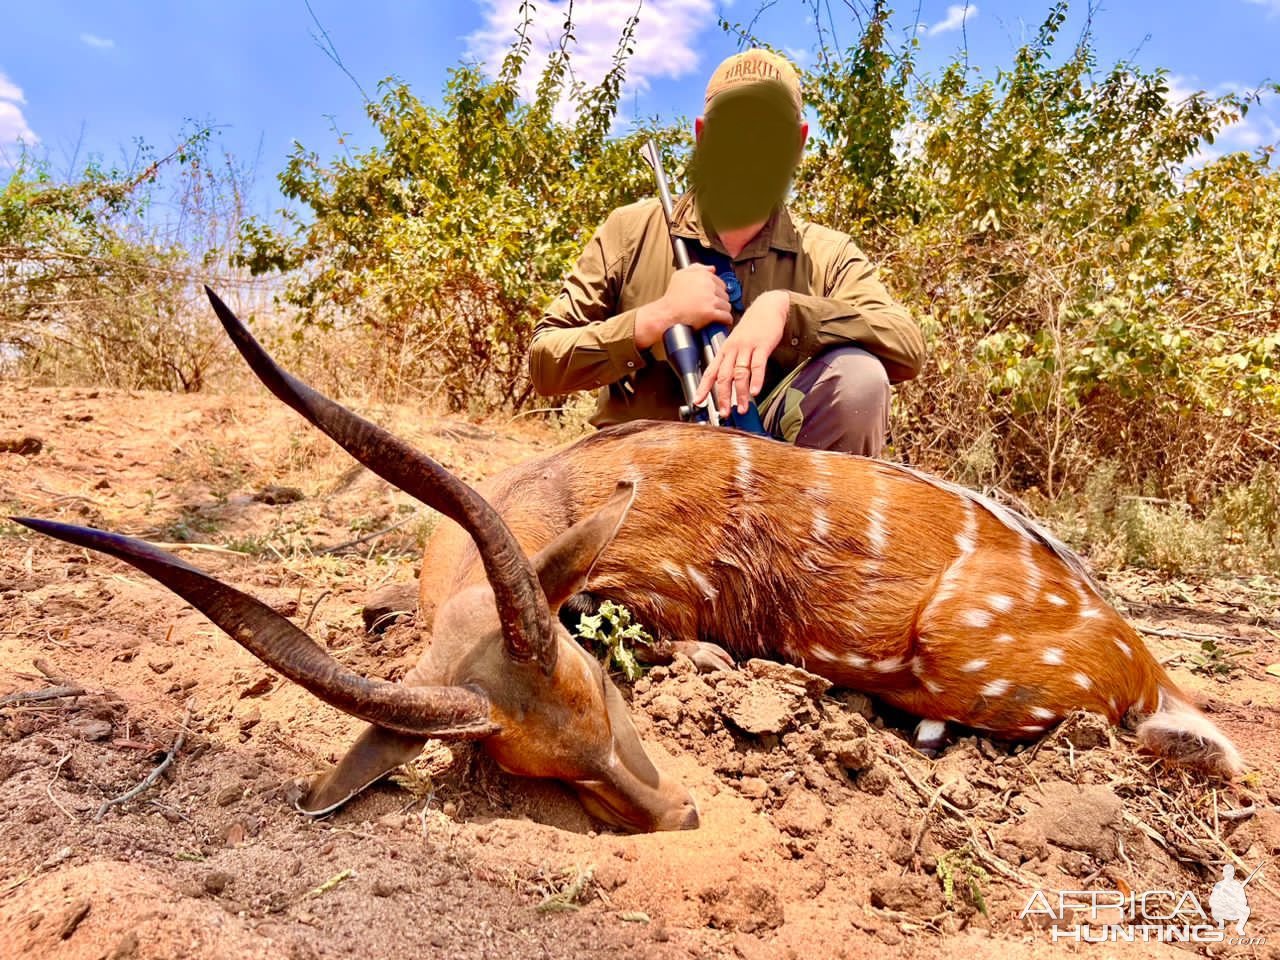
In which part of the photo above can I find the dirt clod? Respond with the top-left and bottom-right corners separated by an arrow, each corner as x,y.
869,875 -> 944,915
0,435 -> 42,455
253,485 -> 305,505
57,898 -> 91,939
362,583 -> 419,633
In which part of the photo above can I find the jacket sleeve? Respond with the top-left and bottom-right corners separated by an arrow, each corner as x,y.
528,213 -> 649,396
784,238 -> 925,384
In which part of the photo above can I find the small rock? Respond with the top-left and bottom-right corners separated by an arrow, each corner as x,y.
869,875 -> 944,914
57,898 -> 91,939
773,789 -> 827,837
147,659 -> 174,675
858,766 -> 891,795
942,775 -> 979,810
223,821 -> 247,847
239,676 -> 274,699
253,485 -> 305,505
361,584 -> 419,634
737,777 -> 769,799
69,718 -> 113,741
0,436 -> 42,456
669,654 -> 697,676
744,659 -> 831,699
1026,783 -> 1122,858
109,930 -> 139,959
1054,711 -> 1112,751
203,871 -> 233,895
649,694 -> 682,724
239,707 -> 261,731
719,685 -> 795,736
372,879 -> 398,897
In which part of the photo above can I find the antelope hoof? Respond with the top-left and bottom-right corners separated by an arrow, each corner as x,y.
676,641 -> 735,674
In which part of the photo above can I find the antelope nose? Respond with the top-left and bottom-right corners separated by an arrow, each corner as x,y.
678,802 -> 700,831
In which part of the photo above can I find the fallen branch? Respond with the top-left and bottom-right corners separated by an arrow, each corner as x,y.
1137,625 -> 1242,645
319,516 -> 415,555
0,685 -> 86,706
94,698 -> 194,822
882,752 -> 1038,887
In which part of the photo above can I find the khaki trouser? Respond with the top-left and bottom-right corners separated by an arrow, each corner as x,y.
758,345 -> 891,457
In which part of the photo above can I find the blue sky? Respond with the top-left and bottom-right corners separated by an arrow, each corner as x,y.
2,1 -> 1278,217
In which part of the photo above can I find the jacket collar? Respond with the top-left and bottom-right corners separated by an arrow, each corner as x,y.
670,191 -> 800,259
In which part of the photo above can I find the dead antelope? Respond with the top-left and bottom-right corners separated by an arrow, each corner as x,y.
16,289 -> 1240,836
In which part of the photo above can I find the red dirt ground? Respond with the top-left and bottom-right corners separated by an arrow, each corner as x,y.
1,383 -> 1278,959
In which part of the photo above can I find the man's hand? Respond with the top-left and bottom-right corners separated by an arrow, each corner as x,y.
634,265 -> 732,349
694,290 -> 790,417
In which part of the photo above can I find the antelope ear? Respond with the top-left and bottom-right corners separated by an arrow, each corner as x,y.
531,481 -> 636,611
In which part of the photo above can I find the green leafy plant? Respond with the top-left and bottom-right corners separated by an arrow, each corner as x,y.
1176,639 -> 1253,678
937,844 -> 990,916
574,600 -> 649,682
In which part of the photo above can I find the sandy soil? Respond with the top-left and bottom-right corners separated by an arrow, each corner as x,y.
1,383 -> 1278,959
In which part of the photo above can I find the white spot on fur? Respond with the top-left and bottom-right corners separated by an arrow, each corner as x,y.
873,656 -> 905,673
954,501 -> 977,554
866,481 -> 889,556
980,679 -> 1011,697
1031,706 -> 1056,721
729,436 -> 754,496
994,633 -> 1015,644
1079,605 -> 1102,619
910,656 -> 925,675
811,508 -> 830,541
844,652 -> 870,669
1073,672 -> 1092,690
661,561 -> 686,582
1042,647 -> 1065,665
1046,593 -> 1068,607
988,594 -> 1014,612
963,609 -> 994,628
961,659 -> 988,672
685,565 -> 717,601
923,679 -> 944,694
1113,636 -> 1132,658
1019,724 -> 1046,734
1019,535 -> 1044,597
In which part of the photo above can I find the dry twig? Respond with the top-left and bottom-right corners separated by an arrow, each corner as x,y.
94,698 -> 194,822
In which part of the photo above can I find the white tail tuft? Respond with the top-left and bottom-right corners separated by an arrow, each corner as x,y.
1135,691 -> 1242,778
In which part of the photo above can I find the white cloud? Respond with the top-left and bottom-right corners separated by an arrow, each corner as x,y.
80,33 -> 115,49
1243,0 -> 1280,15
0,71 -> 24,104
926,3 -> 977,37
466,0 -> 717,119
1166,74 -> 1279,163
0,70 -> 37,148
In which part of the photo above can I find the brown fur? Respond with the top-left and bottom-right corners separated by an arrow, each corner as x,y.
421,421 -> 1241,776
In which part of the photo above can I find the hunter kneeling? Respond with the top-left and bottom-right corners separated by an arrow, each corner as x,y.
528,49 -> 925,457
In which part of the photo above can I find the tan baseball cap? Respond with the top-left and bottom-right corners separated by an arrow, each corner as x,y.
703,49 -> 802,117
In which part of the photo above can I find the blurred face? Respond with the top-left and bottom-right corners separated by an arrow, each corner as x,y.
690,80 -> 807,233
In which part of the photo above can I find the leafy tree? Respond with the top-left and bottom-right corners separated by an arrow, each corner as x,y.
1,129 -> 248,391
793,1 -> 1279,499
239,4 -> 687,409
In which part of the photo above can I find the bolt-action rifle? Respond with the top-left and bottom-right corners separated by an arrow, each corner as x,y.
638,140 -> 766,434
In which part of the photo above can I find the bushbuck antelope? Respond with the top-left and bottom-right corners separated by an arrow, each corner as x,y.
16,290 -> 1240,834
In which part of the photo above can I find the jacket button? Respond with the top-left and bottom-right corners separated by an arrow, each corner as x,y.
626,361 -> 635,368
790,337 -> 800,346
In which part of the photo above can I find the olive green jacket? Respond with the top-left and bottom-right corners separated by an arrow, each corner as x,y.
528,193 -> 925,426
